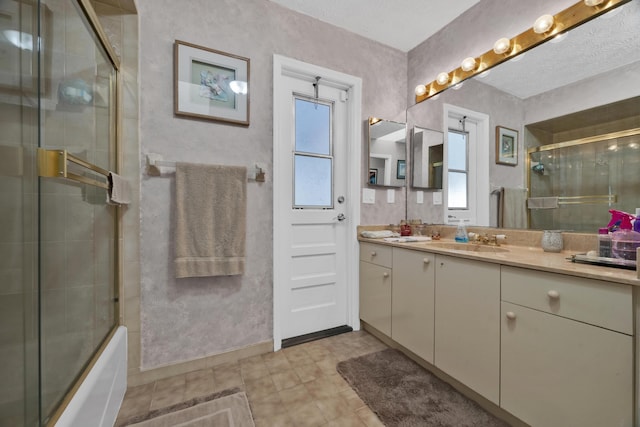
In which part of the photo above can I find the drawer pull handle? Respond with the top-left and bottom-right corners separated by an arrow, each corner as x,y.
547,290 -> 560,299
423,258 -> 430,264
506,311 -> 516,320
371,251 -> 377,257
383,272 -> 389,278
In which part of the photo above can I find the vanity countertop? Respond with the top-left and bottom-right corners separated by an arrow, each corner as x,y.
358,236 -> 640,286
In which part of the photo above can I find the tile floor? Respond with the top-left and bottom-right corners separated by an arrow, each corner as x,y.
115,330 -> 389,426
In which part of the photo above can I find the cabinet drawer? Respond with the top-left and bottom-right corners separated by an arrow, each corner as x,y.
501,266 -> 632,335
359,242 -> 392,268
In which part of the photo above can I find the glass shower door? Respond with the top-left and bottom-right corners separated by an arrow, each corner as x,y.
38,0 -> 118,423
0,0 -> 119,425
0,0 -> 41,425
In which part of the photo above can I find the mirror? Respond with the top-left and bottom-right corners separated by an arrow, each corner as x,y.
405,0 -> 640,231
368,117 -> 407,187
411,126 -> 443,189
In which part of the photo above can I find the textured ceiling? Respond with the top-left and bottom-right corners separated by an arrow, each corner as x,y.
479,1 -> 640,99
267,0 -> 480,52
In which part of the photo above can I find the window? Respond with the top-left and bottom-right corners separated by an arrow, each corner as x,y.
293,97 -> 333,208
447,130 -> 468,209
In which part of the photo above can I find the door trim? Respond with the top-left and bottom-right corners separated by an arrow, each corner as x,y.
273,55 -> 362,351
442,104 -> 490,226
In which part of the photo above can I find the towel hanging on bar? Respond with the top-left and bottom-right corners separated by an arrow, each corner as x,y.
174,163 -> 247,278
107,172 -> 131,205
527,197 -> 559,209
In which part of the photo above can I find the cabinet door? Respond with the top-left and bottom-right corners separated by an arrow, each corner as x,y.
392,248 -> 435,363
434,255 -> 500,404
359,260 -> 391,336
501,301 -> 633,427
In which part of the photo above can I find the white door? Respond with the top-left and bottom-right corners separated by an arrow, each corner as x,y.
273,56 -> 361,349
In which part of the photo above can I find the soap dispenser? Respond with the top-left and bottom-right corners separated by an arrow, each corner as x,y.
454,221 -> 469,243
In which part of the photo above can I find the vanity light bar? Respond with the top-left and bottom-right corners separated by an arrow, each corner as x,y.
414,0 -> 631,104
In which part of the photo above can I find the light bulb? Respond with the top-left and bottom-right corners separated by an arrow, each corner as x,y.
414,84 -> 427,96
436,72 -> 449,86
533,14 -> 554,34
584,0 -> 604,5
493,38 -> 511,55
461,57 -> 477,72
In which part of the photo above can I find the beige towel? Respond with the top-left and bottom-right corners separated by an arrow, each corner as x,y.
107,171 -> 131,205
175,163 -> 247,278
500,188 -> 528,228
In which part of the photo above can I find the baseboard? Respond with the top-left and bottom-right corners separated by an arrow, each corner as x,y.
127,340 -> 273,387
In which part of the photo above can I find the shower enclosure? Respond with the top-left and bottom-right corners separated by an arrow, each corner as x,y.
527,129 -> 640,232
0,0 -> 120,425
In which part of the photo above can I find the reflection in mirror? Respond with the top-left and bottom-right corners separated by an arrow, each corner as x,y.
405,0 -> 640,232
411,127 -> 443,189
368,117 -> 406,188
526,98 -> 640,233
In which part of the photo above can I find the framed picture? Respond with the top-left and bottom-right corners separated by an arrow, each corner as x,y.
397,160 -> 406,179
174,40 -> 249,125
496,126 -> 518,166
368,168 -> 378,185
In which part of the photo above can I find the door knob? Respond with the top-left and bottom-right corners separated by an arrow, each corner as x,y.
506,311 -> 516,320
337,213 -> 346,221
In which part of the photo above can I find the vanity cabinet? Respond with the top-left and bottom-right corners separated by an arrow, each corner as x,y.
434,255 -> 501,404
500,266 -> 633,427
391,248 -> 435,363
359,243 -> 392,336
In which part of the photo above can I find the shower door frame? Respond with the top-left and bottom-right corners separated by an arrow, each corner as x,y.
41,0 -> 123,425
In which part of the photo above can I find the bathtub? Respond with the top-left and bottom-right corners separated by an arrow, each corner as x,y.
56,326 -> 127,427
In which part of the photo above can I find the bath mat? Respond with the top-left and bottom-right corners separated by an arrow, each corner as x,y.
118,388 -> 254,427
337,348 -> 510,427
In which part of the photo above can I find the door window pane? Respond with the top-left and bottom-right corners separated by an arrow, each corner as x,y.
295,98 -> 330,155
294,155 -> 332,207
448,171 -> 468,209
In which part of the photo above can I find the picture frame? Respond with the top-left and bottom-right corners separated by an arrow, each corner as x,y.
496,126 -> 518,166
368,168 -> 378,185
174,40 -> 249,125
397,160 -> 406,179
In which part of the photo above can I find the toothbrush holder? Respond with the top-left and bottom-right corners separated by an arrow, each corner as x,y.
541,230 -> 563,253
